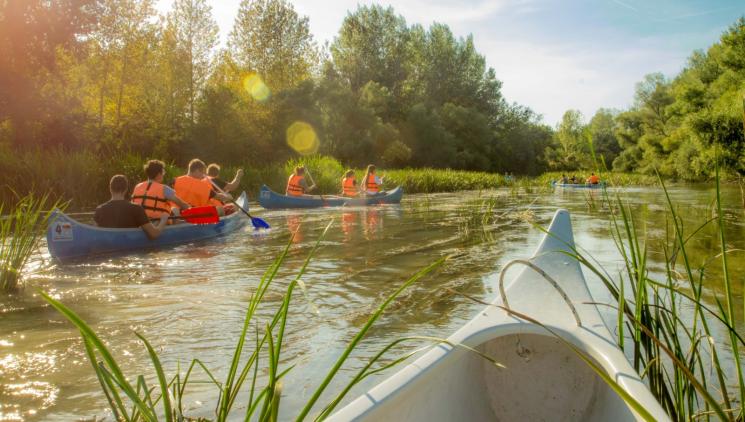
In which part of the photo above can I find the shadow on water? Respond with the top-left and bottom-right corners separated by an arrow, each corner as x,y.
0,185 -> 743,420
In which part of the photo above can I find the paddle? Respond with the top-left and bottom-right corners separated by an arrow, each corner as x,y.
303,168 -> 327,205
208,180 -> 271,229
178,205 -> 220,224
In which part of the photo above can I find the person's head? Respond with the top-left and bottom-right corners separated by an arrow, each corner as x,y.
207,163 -> 220,178
144,159 -> 166,181
345,169 -> 355,178
109,174 -> 128,196
591,172 -> 595,176
295,166 -> 305,176
188,158 -> 206,178
366,164 -> 376,174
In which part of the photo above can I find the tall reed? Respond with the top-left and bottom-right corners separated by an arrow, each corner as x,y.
1,192 -> 60,292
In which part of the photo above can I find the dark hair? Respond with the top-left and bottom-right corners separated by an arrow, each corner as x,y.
206,163 -> 220,177
144,160 -> 165,180
109,174 -> 128,194
295,165 -> 305,175
366,164 -> 376,173
188,158 -> 206,173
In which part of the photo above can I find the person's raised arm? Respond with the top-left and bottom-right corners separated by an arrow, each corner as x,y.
224,168 -> 244,193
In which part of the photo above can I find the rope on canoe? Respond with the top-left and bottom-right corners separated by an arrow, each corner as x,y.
498,258 -> 583,327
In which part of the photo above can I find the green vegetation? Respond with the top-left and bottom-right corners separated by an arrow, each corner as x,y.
1,192 -> 60,292
546,18 -> 745,181
547,174 -> 743,419
0,0 -> 550,187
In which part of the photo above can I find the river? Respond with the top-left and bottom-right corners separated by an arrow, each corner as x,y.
1,185 -> 744,420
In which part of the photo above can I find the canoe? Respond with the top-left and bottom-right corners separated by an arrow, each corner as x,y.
552,181 -> 606,189
46,192 -> 249,263
258,185 -> 403,209
330,209 -> 669,421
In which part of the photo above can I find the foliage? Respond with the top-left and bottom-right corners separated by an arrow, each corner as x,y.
1,192 -> 60,292
0,0 -> 550,187
549,17 -> 745,180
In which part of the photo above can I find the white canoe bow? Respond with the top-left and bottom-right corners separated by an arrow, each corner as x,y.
330,209 -> 669,421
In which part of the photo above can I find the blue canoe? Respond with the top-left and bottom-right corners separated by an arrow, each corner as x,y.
552,181 -> 606,189
258,185 -> 403,209
46,192 -> 248,263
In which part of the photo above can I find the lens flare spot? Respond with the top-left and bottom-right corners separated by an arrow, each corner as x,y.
286,121 -> 319,155
243,73 -> 270,102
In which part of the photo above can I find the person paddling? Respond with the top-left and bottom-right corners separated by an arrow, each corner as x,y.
174,159 -> 232,215
341,169 -> 359,197
207,163 -> 243,194
131,160 -> 190,221
286,166 -> 315,196
586,172 -> 600,185
94,175 -> 168,239
361,164 -> 384,196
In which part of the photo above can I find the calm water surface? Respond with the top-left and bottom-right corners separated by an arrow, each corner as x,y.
1,186 -> 744,420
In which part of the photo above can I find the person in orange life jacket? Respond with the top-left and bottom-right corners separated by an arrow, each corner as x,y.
341,169 -> 359,197
131,160 -> 190,221
174,159 -> 233,215
361,164 -> 384,195
95,175 -> 168,239
206,163 -> 244,194
286,166 -> 316,196
586,172 -> 600,184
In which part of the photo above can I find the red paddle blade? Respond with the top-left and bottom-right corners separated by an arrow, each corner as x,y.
180,206 -> 219,224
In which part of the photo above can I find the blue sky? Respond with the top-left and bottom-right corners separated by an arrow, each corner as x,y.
155,0 -> 745,125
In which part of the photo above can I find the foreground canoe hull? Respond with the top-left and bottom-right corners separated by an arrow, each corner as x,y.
258,185 -> 403,209
46,192 -> 248,263
330,209 -> 668,422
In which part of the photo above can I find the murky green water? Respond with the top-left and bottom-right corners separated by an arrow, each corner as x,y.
1,185 -> 743,420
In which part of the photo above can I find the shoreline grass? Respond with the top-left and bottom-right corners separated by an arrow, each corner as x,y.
4,146 -> 737,211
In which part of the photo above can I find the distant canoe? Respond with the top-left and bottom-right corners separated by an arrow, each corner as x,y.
552,181 -> 606,189
46,192 -> 248,263
258,185 -> 403,209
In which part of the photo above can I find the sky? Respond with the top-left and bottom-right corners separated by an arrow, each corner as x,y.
155,0 -> 745,126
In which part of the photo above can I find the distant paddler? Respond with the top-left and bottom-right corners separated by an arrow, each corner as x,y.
361,164 -> 385,196
341,169 -> 359,197
586,172 -> 600,185
286,165 -> 316,197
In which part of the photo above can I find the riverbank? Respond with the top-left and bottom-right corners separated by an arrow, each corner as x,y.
2,147 -> 738,210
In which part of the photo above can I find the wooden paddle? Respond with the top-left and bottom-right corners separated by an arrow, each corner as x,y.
208,180 -> 271,229
304,168 -> 328,205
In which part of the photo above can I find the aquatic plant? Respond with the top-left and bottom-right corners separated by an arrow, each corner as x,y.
1,192 -> 60,292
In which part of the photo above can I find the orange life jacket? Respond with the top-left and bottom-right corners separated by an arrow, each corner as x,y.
342,176 -> 358,197
587,174 -> 600,184
131,181 -> 172,219
366,174 -> 380,194
286,174 -> 304,196
174,175 -> 212,207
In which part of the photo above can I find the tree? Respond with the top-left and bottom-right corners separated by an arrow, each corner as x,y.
545,110 -> 590,170
587,109 -> 621,169
167,0 -> 219,125
229,0 -> 318,90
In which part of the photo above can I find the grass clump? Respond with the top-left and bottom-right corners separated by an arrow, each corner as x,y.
1,192 -> 60,292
